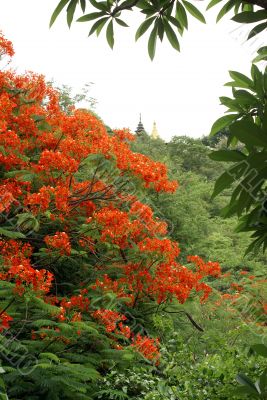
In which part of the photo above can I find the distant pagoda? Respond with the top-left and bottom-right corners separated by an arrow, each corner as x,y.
150,121 -> 160,140
135,114 -> 146,135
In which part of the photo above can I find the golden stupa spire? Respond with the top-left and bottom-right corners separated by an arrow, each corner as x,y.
150,121 -> 159,139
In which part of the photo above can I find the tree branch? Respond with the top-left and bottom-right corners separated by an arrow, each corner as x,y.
163,309 -> 204,332
111,0 -> 140,16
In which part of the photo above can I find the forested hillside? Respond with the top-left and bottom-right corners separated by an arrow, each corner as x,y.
131,133 -> 267,275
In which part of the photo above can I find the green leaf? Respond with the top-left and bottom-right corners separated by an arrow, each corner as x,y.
251,344 -> 267,357
4,169 -> 32,178
0,228 -> 26,239
230,119 -> 267,147
206,0 -> 223,11
253,46 -> 267,63
219,96 -> 243,112
216,0 -> 235,22
262,102 -> 267,131
67,0 -> 78,27
141,8 -> 157,16
259,368 -> 267,393
233,89 -> 258,106
233,385 -> 259,397
38,121 -> 52,132
246,151 -> 267,170
80,0 -> 86,12
119,0 -> 139,8
165,2 -> 174,17
89,17 -> 109,35
77,11 -> 106,22
32,114 -> 45,122
250,63 -> 264,98
236,373 -> 259,395
89,0 -> 109,11
97,18 -> 110,35
176,1 -> 188,29
50,0 -> 70,27
212,162 -> 248,198
210,114 -> 237,136
136,0 -> 150,8
0,377 -> 8,400
168,15 -> 182,30
234,0 -> 242,14
106,20 -> 114,49
232,10 -> 267,23
242,3 -> 253,11
229,70 -> 254,89
163,18 -> 180,51
209,150 -> 246,162
248,22 -> 267,40
182,0 -> 206,23
135,17 -> 155,40
236,185 -> 254,216
157,18 -> 164,41
148,23 -> 158,60
17,213 -> 40,232
211,170 -> 236,199
39,353 -> 60,363
152,0 -> 160,10
115,18 -> 129,27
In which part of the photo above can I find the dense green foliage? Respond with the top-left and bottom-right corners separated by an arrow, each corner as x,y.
131,133 -> 267,272
209,66 -> 267,254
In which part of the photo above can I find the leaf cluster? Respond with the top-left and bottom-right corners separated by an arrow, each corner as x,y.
210,65 -> 267,254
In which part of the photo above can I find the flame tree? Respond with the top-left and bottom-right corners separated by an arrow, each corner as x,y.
0,32 -> 221,399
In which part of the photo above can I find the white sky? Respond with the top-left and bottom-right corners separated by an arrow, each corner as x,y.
0,0 -> 264,140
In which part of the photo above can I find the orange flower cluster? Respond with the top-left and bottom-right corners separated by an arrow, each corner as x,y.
0,33 -> 221,356
61,294 -> 90,312
0,312 -> 13,332
114,149 -> 178,192
138,238 -> 180,262
0,179 -> 30,213
91,309 -> 126,333
116,322 -> 131,339
113,128 -> 135,142
37,150 -> 79,174
0,187 -> 14,213
94,255 -> 221,305
131,334 -> 160,364
130,201 -> 168,236
91,309 -> 159,363
44,232 -> 71,255
186,255 -> 221,277
26,186 -> 54,213
91,202 -> 169,250
0,240 -> 53,295
213,271 -> 267,327
0,31 -> 14,58
56,292 -> 90,322
94,206 -> 143,248
92,274 -> 132,301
